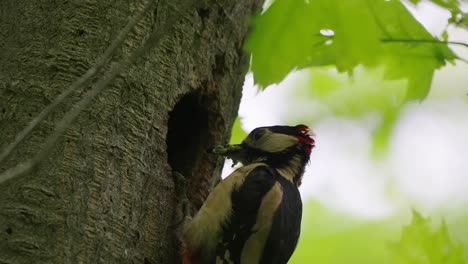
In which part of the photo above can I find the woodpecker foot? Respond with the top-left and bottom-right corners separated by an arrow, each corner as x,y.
172,171 -> 192,232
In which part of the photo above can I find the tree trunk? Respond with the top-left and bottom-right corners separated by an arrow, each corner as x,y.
0,0 -> 262,263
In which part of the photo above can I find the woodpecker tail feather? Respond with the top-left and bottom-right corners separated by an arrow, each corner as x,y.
181,242 -> 196,264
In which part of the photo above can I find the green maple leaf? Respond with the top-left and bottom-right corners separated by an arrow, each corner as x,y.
389,211 -> 467,264
245,0 -> 457,101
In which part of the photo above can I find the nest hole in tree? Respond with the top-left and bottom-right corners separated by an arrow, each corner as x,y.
166,90 -> 224,210
166,92 -> 210,179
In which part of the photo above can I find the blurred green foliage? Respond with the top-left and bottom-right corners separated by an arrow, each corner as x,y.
290,200 -> 397,264
389,211 -> 467,264
308,68 -> 406,117
290,203 -> 467,264
306,67 -> 406,154
229,117 -> 247,144
409,0 -> 462,26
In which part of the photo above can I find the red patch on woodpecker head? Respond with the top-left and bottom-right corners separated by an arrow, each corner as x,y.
295,124 -> 315,155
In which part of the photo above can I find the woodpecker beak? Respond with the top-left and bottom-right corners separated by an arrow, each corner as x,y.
213,144 -> 243,167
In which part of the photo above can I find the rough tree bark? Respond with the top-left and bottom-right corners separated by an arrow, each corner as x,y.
0,0 -> 262,263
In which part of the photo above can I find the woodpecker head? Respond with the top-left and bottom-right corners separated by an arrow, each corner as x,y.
214,124 -> 315,186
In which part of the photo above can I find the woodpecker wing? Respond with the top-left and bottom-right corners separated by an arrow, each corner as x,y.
181,163 -> 268,264
216,165 -> 302,264
261,173 -> 302,264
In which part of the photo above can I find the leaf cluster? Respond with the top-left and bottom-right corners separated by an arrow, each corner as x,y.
389,211 -> 467,264
246,0 -> 457,100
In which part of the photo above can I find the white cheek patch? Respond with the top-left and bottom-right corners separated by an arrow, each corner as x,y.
254,133 -> 298,153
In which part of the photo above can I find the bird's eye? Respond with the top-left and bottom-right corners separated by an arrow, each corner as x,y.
251,129 -> 265,141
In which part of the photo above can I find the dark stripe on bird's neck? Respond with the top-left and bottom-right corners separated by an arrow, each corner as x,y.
243,145 -> 309,186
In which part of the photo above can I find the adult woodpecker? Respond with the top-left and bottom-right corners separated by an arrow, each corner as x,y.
181,124 -> 315,264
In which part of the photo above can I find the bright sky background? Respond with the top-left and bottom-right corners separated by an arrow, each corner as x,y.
224,1 -> 468,220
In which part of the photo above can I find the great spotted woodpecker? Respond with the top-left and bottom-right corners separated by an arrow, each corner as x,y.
181,125 -> 315,264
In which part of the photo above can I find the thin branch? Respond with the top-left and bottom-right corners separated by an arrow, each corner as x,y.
0,1 -> 164,184
381,38 -> 468,49
0,0 -> 154,164
381,38 -> 468,64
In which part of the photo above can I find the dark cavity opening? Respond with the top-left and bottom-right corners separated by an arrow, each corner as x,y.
166,93 -> 209,178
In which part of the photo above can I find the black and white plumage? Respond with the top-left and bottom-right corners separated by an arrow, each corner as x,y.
181,125 -> 315,264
